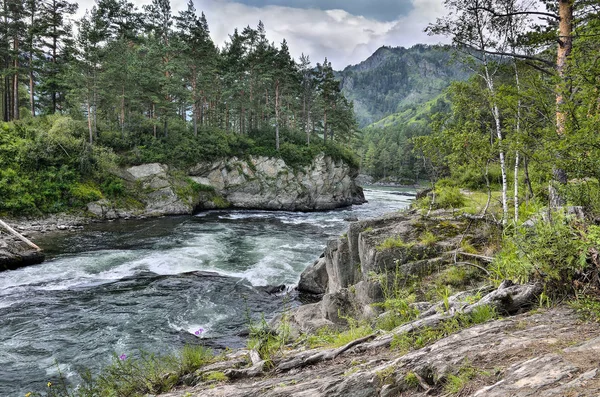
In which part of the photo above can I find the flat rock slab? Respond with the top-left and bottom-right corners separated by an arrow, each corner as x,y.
161,307 -> 600,397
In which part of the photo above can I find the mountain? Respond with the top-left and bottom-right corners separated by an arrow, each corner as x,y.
337,44 -> 470,128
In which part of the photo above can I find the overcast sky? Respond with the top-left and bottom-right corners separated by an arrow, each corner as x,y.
75,0 -> 448,69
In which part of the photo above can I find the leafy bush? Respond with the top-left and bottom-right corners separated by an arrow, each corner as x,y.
490,211 -> 593,292
435,186 -> 465,209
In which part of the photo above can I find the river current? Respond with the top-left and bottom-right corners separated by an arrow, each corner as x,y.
0,187 -> 413,395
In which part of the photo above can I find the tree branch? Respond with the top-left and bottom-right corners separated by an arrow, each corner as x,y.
468,6 -> 560,21
455,40 -> 556,68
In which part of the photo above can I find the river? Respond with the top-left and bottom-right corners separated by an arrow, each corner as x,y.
0,187 -> 414,395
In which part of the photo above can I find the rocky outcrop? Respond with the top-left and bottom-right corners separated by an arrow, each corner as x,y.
87,155 -> 365,219
188,154 -> 365,211
293,209 -> 469,331
87,163 -> 200,219
162,307 -> 600,397
0,234 -> 44,271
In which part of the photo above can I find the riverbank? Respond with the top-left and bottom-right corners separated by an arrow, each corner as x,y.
156,201 -> 600,396
1,187 -> 412,396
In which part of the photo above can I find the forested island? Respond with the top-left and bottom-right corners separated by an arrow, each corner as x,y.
3,0 -> 600,396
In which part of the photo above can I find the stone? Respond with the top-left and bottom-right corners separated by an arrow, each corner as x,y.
188,155 -> 365,211
298,258 -> 328,295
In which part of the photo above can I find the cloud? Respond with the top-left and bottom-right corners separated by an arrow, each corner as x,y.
75,0 -> 448,69
219,0 -> 414,22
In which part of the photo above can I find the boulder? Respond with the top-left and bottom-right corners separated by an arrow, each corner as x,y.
298,258 -> 329,295
0,236 -> 45,271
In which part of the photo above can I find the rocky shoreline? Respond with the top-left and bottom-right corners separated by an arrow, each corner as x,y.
157,207 -> 600,397
0,153 -> 365,271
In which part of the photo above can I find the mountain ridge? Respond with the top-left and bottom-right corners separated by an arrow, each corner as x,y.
336,44 -> 470,127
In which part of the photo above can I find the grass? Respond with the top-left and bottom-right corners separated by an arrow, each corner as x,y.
444,362 -> 482,394
305,317 -> 373,348
569,295 -> 600,322
30,345 -> 217,397
390,305 -> 498,354
202,371 -> 228,383
376,236 -> 414,251
419,231 -> 438,246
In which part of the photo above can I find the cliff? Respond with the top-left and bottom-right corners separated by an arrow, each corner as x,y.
86,154 -> 365,219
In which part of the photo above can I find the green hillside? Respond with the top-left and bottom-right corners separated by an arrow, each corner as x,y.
337,44 -> 470,128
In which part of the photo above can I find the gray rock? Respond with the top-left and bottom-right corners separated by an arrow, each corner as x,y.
189,154 -> 365,211
298,258 -> 329,295
0,235 -> 45,271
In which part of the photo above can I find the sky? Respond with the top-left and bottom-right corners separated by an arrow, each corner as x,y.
75,0 -> 448,69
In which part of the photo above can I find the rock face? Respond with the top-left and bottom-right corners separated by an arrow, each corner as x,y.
87,163 -> 199,219
0,235 -> 44,271
87,155 -> 365,219
189,154 -> 365,211
294,209 -> 466,331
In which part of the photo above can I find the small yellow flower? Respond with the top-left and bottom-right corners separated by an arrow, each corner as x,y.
47,382 -> 52,387
25,393 -> 32,397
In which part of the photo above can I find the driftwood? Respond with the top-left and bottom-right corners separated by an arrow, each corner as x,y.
0,219 -> 41,251
456,251 -> 494,263
277,333 -> 377,372
225,282 -> 542,379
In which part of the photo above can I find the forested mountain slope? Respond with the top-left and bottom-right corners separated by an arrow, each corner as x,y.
337,44 -> 470,128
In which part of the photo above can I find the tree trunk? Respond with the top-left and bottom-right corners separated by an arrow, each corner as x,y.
87,99 -> 93,145
475,2 -> 508,224
29,61 -> 35,116
152,103 -> 157,138
29,6 -> 35,117
323,109 -> 328,143
275,80 -> 280,151
52,24 -> 57,113
121,85 -> 126,138
13,37 -> 19,120
550,0 -> 573,208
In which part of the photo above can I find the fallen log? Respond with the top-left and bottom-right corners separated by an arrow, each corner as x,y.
0,219 -> 41,251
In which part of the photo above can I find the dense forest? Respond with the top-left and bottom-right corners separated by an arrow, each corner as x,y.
0,0 -> 358,215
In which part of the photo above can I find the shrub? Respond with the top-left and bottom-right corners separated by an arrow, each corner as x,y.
435,186 -> 465,209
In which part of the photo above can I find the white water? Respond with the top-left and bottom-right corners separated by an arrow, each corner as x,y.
0,187 -> 414,395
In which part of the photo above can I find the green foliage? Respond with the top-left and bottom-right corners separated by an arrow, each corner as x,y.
30,345 -> 215,397
202,371 -> 228,383
444,363 -> 479,395
404,371 -> 421,389
435,186 -> 466,209
569,296 -> 600,323
565,179 -> 600,217
375,296 -> 420,331
376,236 -> 414,251
390,305 -> 497,353
70,183 -> 103,203
372,262 -> 420,331
419,231 -> 438,246
305,318 -> 373,348
489,211 -> 590,290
